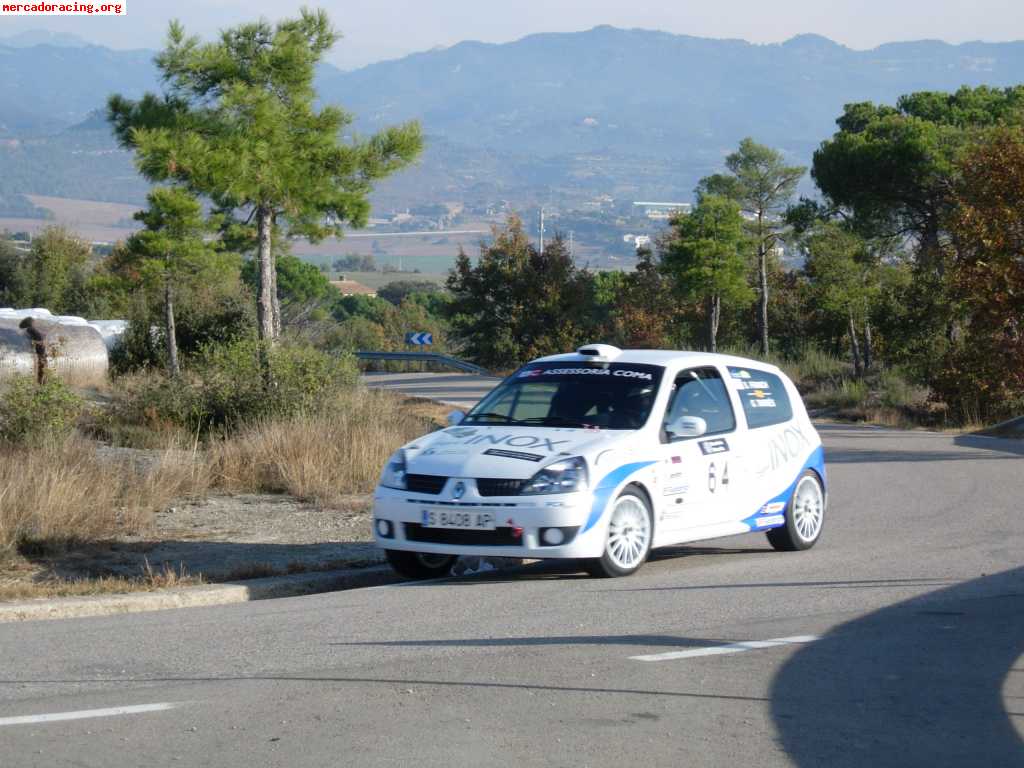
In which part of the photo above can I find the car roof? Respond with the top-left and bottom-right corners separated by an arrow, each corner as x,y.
530,348 -> 787,376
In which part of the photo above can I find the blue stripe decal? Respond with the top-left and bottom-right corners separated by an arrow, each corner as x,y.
740,446 -> 826,531
581,461 -> 657,533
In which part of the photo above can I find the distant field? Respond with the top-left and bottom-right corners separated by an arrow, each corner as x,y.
335,271 -> 449,290
291,218 -> 495,274
0,216 -> 136,244
25,195 -> 139,227
0,195 -> 140,243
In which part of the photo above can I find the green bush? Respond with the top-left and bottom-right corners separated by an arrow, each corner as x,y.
719,343 -> 848,389
109,340 -> 359,436
786,346 -> 848,386
0,377 -> 83,445
803,378 -> 869,410
878,368 -> 926,410
110,292 -> 257,375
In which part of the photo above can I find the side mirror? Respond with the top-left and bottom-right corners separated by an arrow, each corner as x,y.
668,415 -> 707,439
447,410 -> 466,426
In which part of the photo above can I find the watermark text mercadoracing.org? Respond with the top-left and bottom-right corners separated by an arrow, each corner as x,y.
1,2 -> 124,14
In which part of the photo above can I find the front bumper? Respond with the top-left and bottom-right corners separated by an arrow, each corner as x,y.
371,485 -> 607,559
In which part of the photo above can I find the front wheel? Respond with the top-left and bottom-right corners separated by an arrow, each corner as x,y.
385,550 -> 457,579
767,470 -> 825,552
586,487 -> 653,578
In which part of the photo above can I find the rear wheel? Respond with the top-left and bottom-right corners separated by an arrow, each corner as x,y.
586,487 -> 653,578
385,550 -> 457,579
767,470 -> 825,552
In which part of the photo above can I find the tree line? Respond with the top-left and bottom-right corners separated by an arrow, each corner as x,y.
0,7 -> 1020,424
447,86 -> 1024,422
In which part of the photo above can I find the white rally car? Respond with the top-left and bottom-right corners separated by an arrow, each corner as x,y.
372,345 -> 826,579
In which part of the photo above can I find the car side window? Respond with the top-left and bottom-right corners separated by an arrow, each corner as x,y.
727,367 -> 794,429
662,367 -> 736,441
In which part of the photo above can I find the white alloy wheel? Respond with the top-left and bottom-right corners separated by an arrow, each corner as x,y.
602,492 -> 653,573
792,475 -> 824,543
767,470 -> 826,552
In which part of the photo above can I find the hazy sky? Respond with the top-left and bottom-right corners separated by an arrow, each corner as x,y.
2,0 -> 1022,70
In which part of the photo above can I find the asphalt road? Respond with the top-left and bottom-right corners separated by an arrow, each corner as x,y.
1,424 -> 1022,767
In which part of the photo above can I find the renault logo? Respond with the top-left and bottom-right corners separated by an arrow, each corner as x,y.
452,481 -> 466,500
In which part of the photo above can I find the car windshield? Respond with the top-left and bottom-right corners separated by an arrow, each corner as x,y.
463,362 -> 664,429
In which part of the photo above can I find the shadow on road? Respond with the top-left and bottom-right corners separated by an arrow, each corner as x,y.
771,566 -> 1024,767
599,576 -> 956,593
16,539 -> 382,582
825,448 -> 1020,463
328,633 -> 738,650
954,434 -> 1024,456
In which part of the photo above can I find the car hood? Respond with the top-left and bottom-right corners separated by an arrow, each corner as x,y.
403,425 -> 633,479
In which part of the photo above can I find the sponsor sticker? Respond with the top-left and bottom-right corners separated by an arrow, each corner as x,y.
699,438 -> 730,455
759,501 -> 786,514
755,514 -> 785,528
731,369 -> 752,380
671,455 -> 682,464
483,448 -> 544,462
750,399 -> 777,408
422,447 -> 469,456
445,431 -> 571,452
662,484 -> 689,496
517,368 -> 545,378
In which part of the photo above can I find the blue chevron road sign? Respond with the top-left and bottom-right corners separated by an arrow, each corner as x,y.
405,332 -> 433,346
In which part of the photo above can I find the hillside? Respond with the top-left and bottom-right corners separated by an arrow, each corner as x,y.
319,28 -> 1024,159
1,27 -> 1024,211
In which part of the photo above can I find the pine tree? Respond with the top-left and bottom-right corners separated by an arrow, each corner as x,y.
108,9 -> 422,344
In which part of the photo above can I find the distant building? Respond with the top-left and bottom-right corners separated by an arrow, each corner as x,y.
633,201 -> 692,221
331,279 -> 377,297
623,233 -> 652,251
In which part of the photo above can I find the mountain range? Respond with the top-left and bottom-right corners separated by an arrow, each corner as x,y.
2,26 -> 1024,211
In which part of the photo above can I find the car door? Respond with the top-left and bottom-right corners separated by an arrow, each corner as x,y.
726,365 -> 803,523
655,366 -> 743,535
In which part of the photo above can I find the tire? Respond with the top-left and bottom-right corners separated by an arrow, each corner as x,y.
767,470 -> 825,552
586,486 -> 654,578
385,550 -> 457,579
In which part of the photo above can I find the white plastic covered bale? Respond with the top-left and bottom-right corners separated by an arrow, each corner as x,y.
0,308 -> 54,320
0,316 -> 111,387
0,321 -> 37,378
89,320 -> 129,352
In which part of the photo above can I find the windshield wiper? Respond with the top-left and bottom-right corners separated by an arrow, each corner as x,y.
519,416 -> 599,429
464,412 -> 522,424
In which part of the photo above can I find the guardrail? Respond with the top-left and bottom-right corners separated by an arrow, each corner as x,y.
355,351 -> 489,375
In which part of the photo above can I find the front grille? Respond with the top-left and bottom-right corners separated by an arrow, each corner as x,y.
405,474 -> 448,495
476,478 -> 527,497
404,524 -> 523,547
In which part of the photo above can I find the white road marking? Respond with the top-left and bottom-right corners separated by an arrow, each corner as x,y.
630,635 -> 819,662
0,702 -> 184,727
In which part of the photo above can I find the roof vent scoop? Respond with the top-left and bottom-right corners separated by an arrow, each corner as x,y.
575,343 -> 622,361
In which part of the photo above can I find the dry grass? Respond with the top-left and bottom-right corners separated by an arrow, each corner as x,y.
0,387 -> 444,572
210,389 -> 446,506
0,561 -> 201,601
0,437 -> 210,560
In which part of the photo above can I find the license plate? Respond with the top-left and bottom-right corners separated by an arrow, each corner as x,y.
421,509 -> 496,530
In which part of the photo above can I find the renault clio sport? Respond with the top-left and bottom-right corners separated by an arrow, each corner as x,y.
372,345 -> 826,578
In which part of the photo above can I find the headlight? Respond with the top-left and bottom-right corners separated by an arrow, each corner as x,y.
380,450 -> 407,490
520,456 -> 588,495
